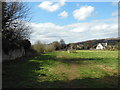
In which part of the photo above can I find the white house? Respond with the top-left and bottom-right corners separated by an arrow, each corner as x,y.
96,43 -> 107,50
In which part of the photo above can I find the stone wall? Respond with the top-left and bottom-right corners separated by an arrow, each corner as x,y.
2,47 -> 25,61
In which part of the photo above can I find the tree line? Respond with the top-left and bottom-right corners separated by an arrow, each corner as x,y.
32,39 -> 66,53
2,2 -> 31,54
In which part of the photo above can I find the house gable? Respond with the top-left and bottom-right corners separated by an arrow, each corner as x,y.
96,43 -> 104,49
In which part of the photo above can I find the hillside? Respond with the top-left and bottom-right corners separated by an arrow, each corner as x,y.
66,37 -> 120,49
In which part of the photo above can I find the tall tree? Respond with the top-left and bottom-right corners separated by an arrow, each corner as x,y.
51,41 -> 61,50
2,1 -> 31,53
60,39 -> 66,50
60,39 -> 65,45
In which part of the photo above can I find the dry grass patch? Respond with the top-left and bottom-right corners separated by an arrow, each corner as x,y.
96,65 -> 118,73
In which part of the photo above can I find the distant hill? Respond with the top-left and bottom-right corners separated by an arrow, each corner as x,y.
77,37 -> 120,44
66,37 -> 120,49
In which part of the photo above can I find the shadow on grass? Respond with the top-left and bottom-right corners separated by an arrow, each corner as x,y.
2,56 -> 45,88
37,75 -> 118,88
2,54 -> 118,88
34,54 -> 56,60
56,58 -> 105,64
33,54 -> 107,65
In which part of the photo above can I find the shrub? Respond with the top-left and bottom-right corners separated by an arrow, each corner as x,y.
32,41 -> 45,53
105,45 -> 117,51
45,44 -> 55,52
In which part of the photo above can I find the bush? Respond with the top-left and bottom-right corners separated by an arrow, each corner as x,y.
105,45 -> 117,51
32,41 -> 45,53
45,44 -> 55,52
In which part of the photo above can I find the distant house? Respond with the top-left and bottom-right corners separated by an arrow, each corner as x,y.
96,43 -> 107,50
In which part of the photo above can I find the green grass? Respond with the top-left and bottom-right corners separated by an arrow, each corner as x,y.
3,50 -> 119,88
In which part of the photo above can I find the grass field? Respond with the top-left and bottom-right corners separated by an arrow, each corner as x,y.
3,50 -> 119,88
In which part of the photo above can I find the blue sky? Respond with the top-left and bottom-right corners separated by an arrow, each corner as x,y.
28,2 -> 117,25
27,1 -> 118,44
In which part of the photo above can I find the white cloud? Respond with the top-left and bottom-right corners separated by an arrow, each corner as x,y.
73,6 -> 94,21
29,18 -> 118,44
70,27 -> 87,32
38,0 -> 66,12
58,11 -> 68,18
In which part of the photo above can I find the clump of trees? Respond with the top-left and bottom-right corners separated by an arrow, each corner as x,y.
49,39 -> 66,51
32,39 -> 66,54
105,42 -> 120,51
2,2 -> 31,54
60,39 -> 66,50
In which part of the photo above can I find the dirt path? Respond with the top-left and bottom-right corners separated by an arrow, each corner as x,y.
56,56 -> 80,88
68,63 -> 80,80
66,62 -> 80,88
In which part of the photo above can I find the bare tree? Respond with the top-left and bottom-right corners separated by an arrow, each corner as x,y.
2,1 -> 31,39
2,1 -> 31,53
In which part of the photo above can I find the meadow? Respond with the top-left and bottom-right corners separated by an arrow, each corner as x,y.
2,50 -> 119,88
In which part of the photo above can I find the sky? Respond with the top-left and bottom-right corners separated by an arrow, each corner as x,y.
26,1 -> 118,44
